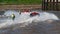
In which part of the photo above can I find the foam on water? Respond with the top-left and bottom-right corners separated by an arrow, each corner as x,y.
0,10 -> 59,29
39,12 -> 59,21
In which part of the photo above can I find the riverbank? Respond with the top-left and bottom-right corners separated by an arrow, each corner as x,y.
0,5 -> 41,11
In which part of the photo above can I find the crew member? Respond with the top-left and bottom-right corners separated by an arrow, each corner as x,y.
11,14 -> 15,20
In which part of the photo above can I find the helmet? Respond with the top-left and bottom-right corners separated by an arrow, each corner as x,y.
11,14 -> 15,18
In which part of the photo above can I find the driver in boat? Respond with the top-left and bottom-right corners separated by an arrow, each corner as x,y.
11,14 -> 15,20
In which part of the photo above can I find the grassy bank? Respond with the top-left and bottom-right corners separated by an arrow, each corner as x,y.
0,0 -> 42,5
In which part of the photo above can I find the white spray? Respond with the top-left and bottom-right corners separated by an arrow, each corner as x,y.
0,10 -> 59,29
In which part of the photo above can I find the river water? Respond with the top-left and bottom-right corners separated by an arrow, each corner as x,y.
0,10 -> 60,34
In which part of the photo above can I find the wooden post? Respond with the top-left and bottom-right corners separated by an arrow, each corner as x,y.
42,0 -> 44,10
44,0 -> 45,10
56,0 -> 58,11
53,0 -> 55,10
50,0 -> 52,10
46,0 -> 49,10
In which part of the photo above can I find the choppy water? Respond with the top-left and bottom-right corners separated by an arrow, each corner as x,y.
0,10 -> 60,34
